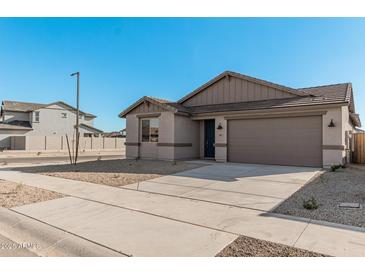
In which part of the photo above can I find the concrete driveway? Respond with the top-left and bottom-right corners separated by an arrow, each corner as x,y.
3,162 -> 365,256
124,162 -> 320,211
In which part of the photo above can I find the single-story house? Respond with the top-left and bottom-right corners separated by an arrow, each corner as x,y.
119,71 -> 361,168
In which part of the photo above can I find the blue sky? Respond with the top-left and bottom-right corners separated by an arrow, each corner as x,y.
0,18 -> 364,131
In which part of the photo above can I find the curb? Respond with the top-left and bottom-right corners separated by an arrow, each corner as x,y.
0,207 -> 126,257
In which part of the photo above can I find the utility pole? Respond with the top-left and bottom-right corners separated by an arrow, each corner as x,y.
71,72 -> 80,165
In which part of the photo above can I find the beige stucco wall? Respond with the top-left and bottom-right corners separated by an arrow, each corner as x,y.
341,105 -> 356,162
124,103 -> 355,167
157,112 -> 174,160
215,116 -> 227,162
125,114 -> 139,158
322,106 -> 350,167
10,136 -> 124,151
173,114 -> 200,160
25,136 -> 46,150
46,136 -> 63,150
198,106 -> 351,167
29,103 -> 95,136
125,112 -> 200,161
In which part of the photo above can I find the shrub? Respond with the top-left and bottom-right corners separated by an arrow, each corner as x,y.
330,165 -> 342,172
303,197 -> 319,210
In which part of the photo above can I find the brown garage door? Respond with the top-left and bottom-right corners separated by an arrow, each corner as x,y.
228,116 -> 322,167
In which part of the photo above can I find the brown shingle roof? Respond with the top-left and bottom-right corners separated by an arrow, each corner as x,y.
2,100 -> 47,112
187,95 -> 348,114
298,83 -> 350,100
1,100 -> 96,118
119,71 -> 359,123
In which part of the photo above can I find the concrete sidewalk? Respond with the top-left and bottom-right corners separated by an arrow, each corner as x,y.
0,207 -> 126,256
1,168 -> 365,256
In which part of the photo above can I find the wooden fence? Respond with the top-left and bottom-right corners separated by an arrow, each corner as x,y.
353,133 -> 365,164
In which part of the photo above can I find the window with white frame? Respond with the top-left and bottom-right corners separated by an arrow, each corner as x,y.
141,118 -> 159,142
61,112 -> 67,118
34,111 -> 40,123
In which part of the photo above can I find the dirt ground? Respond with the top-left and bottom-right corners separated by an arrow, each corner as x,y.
273,165 -> 365,228
216,235 -> 327,257
15,159 -> 204,187
0,180 -> 63,208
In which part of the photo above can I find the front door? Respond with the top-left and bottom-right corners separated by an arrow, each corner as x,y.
204,119 -> 215,158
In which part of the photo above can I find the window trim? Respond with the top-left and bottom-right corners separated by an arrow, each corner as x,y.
34,111 -> 40,123
140,118 -> 159,143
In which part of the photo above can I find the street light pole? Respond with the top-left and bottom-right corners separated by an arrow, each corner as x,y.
71,71 -> 80,165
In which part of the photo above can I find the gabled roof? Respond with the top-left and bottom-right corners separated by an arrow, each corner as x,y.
118,96 -> 190,118
177,71 -> 307,104
119,71 -> 360,127
79,123 -> 103,133
1,100 -> 96,118
2,100 -> 47,112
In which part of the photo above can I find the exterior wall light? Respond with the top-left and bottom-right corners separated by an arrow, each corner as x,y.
328,119 -> 336,128
217,123 -> 223,130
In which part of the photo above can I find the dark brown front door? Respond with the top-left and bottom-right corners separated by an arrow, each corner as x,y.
204,119 -> 215,158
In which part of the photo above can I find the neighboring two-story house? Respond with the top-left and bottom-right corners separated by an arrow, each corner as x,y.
0,100 -> 102,149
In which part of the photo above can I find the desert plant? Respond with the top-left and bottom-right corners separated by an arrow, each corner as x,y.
303,197 -> 319,210
330,165 -> 342,172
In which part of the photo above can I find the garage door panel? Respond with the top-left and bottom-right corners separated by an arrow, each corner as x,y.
228,116 -> 322,167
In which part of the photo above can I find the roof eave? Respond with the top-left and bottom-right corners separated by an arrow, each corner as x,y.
79,123 -> 103,133
119,96 -> 178,118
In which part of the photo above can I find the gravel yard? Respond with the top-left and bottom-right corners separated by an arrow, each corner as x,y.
15,159 -> 204,187
273,165 -> 365,228
0,179 -> 63,208
216,235 -> 327,257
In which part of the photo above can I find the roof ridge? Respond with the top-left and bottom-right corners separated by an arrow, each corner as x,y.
3,100 -> 47,105
146,96 -> 172,103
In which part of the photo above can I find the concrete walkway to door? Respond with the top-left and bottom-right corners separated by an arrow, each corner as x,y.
1,163 -> 365,256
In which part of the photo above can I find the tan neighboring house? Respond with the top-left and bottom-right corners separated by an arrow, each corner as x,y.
0,100 -> 103,150
119,71 -> 361,168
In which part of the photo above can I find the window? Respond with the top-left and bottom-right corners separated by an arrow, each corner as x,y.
141,118 -> 159,142
34,111 -> 40,123
61,113 -> 67,118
